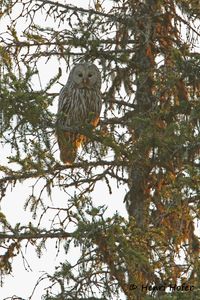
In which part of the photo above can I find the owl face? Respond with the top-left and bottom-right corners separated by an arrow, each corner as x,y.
71,63 -> 101,89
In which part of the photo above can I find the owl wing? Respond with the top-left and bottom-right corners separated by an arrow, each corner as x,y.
57,85 -> 70,116
89,92 -> 102,128
56,85 -> 78,164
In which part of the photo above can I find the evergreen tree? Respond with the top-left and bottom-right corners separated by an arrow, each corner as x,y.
0,1 -> 200,299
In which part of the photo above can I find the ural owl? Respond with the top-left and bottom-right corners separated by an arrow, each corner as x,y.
56,63 -> 102,164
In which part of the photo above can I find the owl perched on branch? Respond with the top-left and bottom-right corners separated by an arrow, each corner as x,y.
56,63 -> 102,164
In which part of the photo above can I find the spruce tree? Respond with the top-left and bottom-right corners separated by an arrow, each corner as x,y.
0,1 -> 200,299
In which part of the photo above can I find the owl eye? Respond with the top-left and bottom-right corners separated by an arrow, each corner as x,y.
88,73 -> 93,78
78,73 -> 83,77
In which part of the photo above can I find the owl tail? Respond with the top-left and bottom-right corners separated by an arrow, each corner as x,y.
57,131 -> 76,164
57,131 -> 85,164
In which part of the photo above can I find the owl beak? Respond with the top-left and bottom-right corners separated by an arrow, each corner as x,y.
83,78 -> 89,86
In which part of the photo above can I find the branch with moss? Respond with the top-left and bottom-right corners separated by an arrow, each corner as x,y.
0,160 -> 128,185
0,229 -> 72,241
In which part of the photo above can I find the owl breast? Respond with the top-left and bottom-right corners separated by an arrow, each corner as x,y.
65,88 -> 102,126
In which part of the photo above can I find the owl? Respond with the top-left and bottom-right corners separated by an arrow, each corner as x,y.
56,63 -> 102,164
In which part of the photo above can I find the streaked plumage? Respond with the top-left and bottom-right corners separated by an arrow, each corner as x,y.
56,63 -> 102,164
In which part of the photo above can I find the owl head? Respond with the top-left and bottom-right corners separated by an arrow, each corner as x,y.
69,63 -> 101,90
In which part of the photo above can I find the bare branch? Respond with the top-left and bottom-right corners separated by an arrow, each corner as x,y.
35,0 -> 133,25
